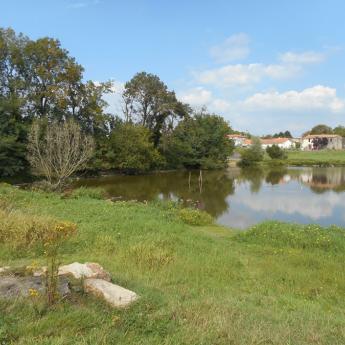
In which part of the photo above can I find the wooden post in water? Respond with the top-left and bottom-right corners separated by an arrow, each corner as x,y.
198,170 -> 203,193
188,171 -> 191,191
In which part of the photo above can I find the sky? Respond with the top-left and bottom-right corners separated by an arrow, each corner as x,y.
1,0 -> 345,135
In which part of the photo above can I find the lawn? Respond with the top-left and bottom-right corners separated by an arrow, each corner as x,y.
1,184 -> 345,344
287,150 -> 345,163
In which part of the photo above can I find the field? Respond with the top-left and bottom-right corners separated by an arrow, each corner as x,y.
287,150 -> 345,164
1,184 -> 345,344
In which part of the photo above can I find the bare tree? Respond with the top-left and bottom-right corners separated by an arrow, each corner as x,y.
27,119 -> 94,188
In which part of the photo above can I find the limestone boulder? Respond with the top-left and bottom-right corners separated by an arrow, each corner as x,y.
58,262 -> 111,281
0,276 -> 70,298
0,267 -> 10,274
84,278 -> 138,308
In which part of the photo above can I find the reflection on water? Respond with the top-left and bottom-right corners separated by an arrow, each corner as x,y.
74,167 -> 345,229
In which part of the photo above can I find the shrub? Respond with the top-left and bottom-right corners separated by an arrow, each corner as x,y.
266,145 -> 287,160
238,137 -> 264,167
70,186 -> 106,200
179,208 -> 213,226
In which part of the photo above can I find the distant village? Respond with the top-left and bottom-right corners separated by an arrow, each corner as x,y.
228,133 -> 345,151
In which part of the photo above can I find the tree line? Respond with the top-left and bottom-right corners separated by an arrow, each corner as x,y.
0,27 -> 234,179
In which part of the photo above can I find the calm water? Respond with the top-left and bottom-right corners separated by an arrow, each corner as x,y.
74,167 -> 345,229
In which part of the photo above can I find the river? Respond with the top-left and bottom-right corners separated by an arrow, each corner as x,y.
74,167 -> 345,229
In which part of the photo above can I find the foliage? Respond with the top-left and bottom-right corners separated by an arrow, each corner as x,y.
123,72 -> 190,147
266,145 -> 287,160
263,130 -> 292,139
333,125 -> 345,137
178,208 -> 213,226
70,186 -> 106,200
164,112 -> 234,169
239,137 -> 264,166
107,123 -> 164,173
27,119 -> 94,188
0,27 -> 110,178
310,124 -> 333,135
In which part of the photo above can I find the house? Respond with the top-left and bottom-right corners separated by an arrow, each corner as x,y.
301,134 -> 343,150
260,138 -> 295,149
227,134 -> 247,147
239,137 -> 295,149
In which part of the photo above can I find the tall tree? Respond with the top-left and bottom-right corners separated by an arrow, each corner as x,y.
122,72 -> 190,146
310,124 -> 333,135
165,112 -> 234,169
333,125 -> 345,137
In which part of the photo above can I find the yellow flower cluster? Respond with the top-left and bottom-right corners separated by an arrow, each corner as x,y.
28,288 -> 39,298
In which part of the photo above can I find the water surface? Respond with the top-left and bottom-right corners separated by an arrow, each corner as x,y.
74,167 -> 345,229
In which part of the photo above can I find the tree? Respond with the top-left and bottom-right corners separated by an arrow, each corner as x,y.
310,124 -> 333,135
0,28 -> 29,177
107,123 -> 163,173
239,137 -> 264,167
123,72 -> 190,147
266,145 -> 287,159
263,130 -> 293,139
165,113 -> 234,169
0,100 -> 28,176
27,119 -> 94,188
333,125 -> 345,137
0,27 -> 112,177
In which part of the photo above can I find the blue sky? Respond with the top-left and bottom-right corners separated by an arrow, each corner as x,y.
2,0 -> 345,135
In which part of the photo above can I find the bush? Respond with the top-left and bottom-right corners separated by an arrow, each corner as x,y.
70,186 -> 106,200
266,145 -> 287,160
238,137 -> 264,167
179,208 -> 213,226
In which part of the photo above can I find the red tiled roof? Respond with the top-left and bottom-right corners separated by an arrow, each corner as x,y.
260,137 -> 291,145
303,134 -> 341,139
227,134 -> 247,139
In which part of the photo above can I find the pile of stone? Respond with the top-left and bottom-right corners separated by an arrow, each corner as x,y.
0,262 -> 138,308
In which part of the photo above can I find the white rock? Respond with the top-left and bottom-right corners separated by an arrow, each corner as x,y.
0,266 -> 10,274
84,278 -> 138,308
58,262 -> 111,281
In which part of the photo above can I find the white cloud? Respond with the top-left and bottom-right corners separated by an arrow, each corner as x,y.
210,33 -> 250,63
195,63 -> 301,88
178,87 -> 231,113
233,187 -> 343,220
242,85 -> 345,113
279,51 -> 326,64
179,87 -> 213,106
67,0 -> 100,9
93,80 -> 124,115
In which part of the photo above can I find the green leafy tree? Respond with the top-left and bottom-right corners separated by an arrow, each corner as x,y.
0,27 -> 112,177
165,113 -> 234,169
239,137 -> 264,167
333,125 -> 345,137
123,72 -> 190,147
107,123 -> 164,173
266,145 -> 287,160
310,124 -> 333,135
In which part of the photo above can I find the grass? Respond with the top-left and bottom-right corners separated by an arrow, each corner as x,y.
1,184 -> 345,344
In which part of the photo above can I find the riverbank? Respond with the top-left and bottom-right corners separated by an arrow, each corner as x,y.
266,150 -> 345,167
1,184 -> 345,344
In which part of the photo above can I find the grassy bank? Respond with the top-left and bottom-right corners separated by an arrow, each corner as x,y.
263,150 -> 345,167
1,185 -> 345,344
